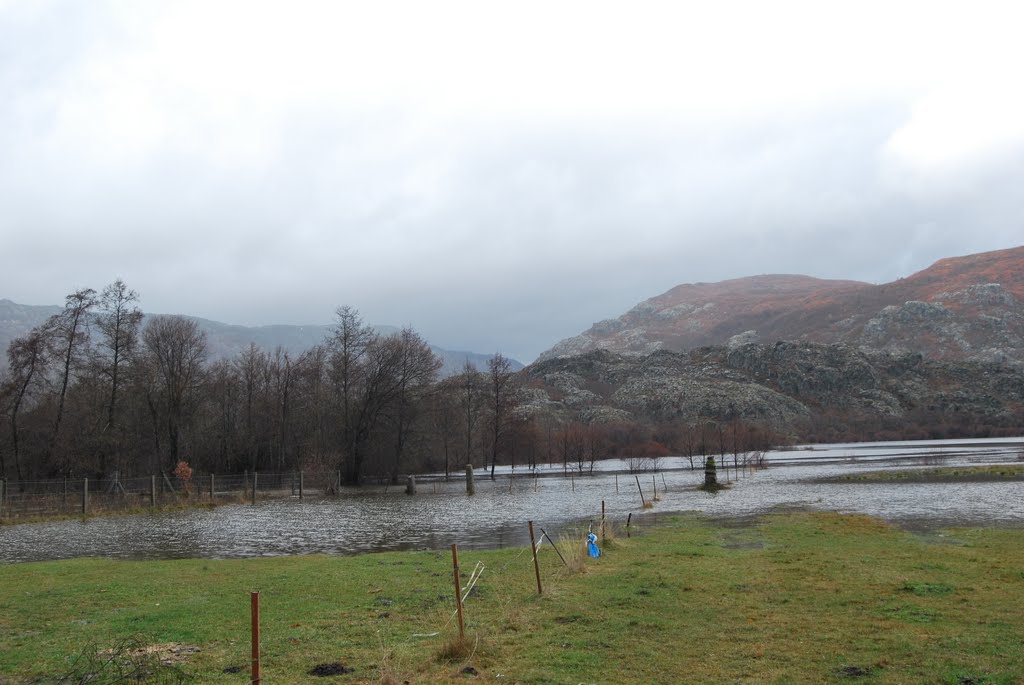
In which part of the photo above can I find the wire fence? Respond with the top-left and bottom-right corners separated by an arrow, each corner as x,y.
0,470 -> 336,521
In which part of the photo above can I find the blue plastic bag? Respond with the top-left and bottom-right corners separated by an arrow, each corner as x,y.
587,532 -> 600,558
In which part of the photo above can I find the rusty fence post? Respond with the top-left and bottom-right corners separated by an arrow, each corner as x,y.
451,544 -> 466,640
528,520 -> 543,595
251,591 -> 261,684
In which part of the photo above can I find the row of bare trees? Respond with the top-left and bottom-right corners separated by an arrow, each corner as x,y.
0,284 -> 531,485
1,282 -> 782,485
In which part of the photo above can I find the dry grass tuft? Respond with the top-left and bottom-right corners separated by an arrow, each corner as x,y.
435,634 -> 476,663
557,532 -> 589,574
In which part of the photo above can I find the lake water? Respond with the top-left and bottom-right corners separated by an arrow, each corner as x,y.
1,437 -> 1022,563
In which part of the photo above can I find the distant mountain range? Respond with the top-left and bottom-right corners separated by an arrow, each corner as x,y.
539,246 -> 1024,368
0,301 -> 522,377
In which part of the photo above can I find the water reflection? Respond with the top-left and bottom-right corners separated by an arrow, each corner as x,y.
2,437 -> 1022,563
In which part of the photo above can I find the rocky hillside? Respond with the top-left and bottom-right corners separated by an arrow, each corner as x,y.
539,246 -> 1024,367
522,342 -> 1024,440
0,299 -> 520,377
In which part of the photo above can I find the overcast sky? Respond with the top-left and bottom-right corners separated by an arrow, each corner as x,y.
2,1 -> 1023,362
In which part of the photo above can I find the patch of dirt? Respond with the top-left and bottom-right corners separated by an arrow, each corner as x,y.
834,665 -> 871,677
308,662 -> 354,676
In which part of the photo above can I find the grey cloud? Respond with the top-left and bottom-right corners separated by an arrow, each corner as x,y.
2,10 -> 1023,363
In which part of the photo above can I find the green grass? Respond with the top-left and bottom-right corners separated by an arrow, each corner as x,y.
825,464 -> 1024,483
1,512 -> 1023,683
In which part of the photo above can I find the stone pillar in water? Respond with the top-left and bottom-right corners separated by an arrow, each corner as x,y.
466,464 -> 475,495
406,475 -> 416,496
704,456 -> 718,487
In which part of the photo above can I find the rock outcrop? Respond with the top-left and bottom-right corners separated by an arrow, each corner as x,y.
523,342 -> 1024,437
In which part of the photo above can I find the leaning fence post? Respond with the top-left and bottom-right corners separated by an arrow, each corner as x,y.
82,478 -> 89,515
451,544 -> 466,640
635,475 -> 647,507
251,591 -> 261,684
150,475 -> 157,508
528,520 -> 543,595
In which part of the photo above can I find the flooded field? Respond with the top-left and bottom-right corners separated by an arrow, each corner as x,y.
1,437 -> 1022,563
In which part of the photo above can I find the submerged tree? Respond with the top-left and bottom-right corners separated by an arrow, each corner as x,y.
486,353 -> 518,478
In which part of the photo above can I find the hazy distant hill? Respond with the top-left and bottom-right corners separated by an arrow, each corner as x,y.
539,246 -> 1024,368
0,301 -> 521,377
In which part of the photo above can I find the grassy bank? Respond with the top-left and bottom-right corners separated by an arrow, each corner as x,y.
1,513 -> 1023,684
824,464 -> 1024,483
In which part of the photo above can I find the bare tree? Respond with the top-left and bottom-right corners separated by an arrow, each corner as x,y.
142,316 -> 208,470
458,361 -> 484,470
328,307 -> 376,484
46,288 -> 97,471
3,328 -> 52,480
429,378 -> 461,480
386,328 -> 441,483
486,353 -> 517,478
94,279 -> 143,475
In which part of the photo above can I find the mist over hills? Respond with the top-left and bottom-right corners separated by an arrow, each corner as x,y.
0,300 -> 521,377
540,246 -> 1024,368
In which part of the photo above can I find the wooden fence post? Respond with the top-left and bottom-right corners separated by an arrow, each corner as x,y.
299,470 -> 304,500
151,475 -> 157,508
251,591 -> 261,684
0,478 -> 5,520
210,473 -> 215,502
528,520 -> 543,595
251,472 -> 258,505
465,464 -> 475,496
635,475 -> 646,507
451,544 -> 466,640
82,478 -> 89,515
601,500 -> 606,544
